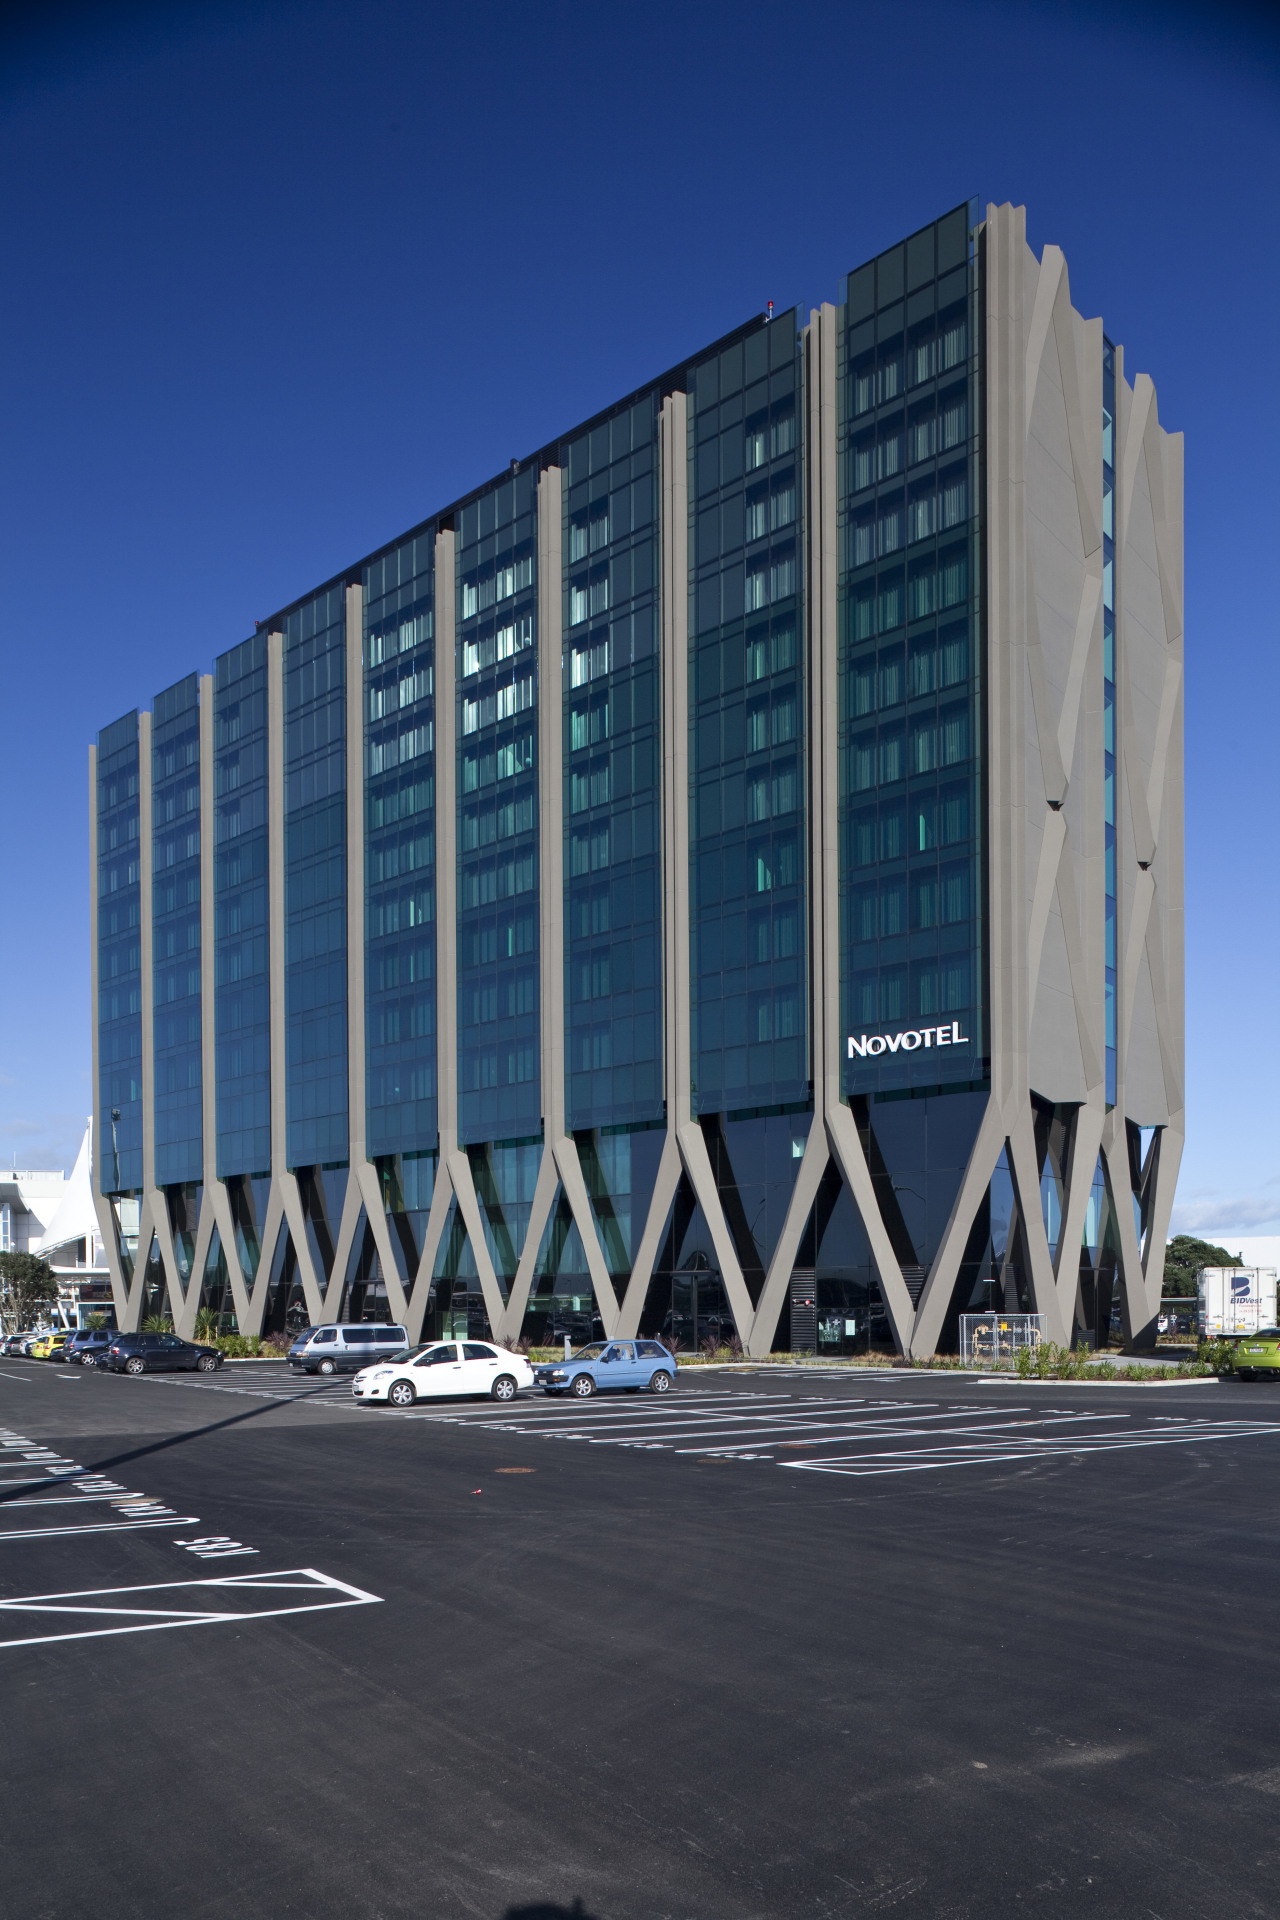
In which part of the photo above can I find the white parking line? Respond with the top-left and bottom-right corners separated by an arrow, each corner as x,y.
782,1419 -> 1280,1477
360,1391 -> 1280,1480
670,1411 -> 1129,1455
0,1516 -> 203,1542
0,1569 -> 382,1650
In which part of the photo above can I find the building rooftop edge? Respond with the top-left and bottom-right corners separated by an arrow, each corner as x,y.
97,198 -> 979,745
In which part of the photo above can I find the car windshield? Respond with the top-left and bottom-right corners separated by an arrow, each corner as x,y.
570,1344 -> 604,1361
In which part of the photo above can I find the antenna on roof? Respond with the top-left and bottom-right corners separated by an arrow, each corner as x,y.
765,300 -> 774,323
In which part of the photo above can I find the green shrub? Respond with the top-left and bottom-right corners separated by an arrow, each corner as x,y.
209,1333 -> 262,1358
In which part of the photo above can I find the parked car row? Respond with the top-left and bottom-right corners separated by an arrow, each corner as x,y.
4,1323 -> 678,1399
4,1329 -> 223,1373
351,1338 -> 677,1406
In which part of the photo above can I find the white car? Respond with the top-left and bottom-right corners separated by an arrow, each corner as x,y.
352,1339 -> 534,1407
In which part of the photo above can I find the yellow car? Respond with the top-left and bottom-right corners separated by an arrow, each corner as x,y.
30,1332 -> 68,1360
1234,1331 -> 1280,1380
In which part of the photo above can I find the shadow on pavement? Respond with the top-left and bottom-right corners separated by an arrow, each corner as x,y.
0,1385 -> 340,1506
503,1906 -> 600,1920
503,1904 -> 600,1919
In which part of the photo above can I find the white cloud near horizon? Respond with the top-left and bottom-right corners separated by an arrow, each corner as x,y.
1171,1173 -> 1280,1240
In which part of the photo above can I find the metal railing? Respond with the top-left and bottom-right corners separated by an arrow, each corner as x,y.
959,1313 -> 1045,1367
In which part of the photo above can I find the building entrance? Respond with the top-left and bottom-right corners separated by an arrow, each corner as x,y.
665,1266 -> 733,1354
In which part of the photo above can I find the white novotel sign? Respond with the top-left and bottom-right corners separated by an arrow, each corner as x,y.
848,1021 -> 968,1058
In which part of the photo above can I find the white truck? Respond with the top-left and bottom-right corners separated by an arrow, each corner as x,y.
1197,1267 -> 1278,1338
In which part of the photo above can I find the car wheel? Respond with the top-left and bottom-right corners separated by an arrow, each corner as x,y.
570,1372 -> 595,1398
196,1354 -> 218,1372
388,1380 -> 416,1408
318,1358 -> 337,1375
125,1356 -> 146,1375
491,1374 -> 517,1401
1237,1368 -> 1254,1381
649,1369 -> 673,1394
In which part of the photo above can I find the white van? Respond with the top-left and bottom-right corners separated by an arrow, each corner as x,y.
288,1324 -> 409,1375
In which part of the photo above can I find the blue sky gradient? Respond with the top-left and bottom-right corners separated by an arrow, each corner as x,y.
1,0 -> 1276,1235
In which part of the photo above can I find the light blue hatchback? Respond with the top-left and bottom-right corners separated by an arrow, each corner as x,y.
533,1339 -> 677,1398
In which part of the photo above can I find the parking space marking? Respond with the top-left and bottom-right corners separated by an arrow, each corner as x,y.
0,1569 -> 382,1650
778,1419 -> 1280,1477
0,1428 -> 202,1546
0,1515 -> 203,1542
349,1394 -> 1280,1478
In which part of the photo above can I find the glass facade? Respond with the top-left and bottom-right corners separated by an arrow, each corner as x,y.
96,711 -> 143,1195
92,203 -> 1175,1359
1102,341 -> 1118,1109
283,588 -> 348,1167
561,394 -> 663,1131
363,532 -> 438,1158
837,205 -> 985,1097
454,469 -> 540,1147
150,675 -> 203,1187
213,635 -> 271,1178
689,314 -> 807,1114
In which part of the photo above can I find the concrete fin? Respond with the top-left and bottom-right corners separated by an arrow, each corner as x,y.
1056,571 -> 1101,781
1024,243 -> 1063,422
502,1148 -> 562,1343
616,1134 -> 682,1339
551,1137 -> 621,1338
1124,941 -> 1167,1128
747,1118 -> 830,1360
444,1149 -> 509,1341
909,1099 -> 1005,1358
1051,261 -> 1101,556
406,1158 -> 457,1343
1006,1116 -> 1070,1344
825,1102 -> 914,1355
675,1121 -> 756,1345
1142,398 -> 1183,647
1029,880 -> 1088,1106
1025,570 -> 1068,806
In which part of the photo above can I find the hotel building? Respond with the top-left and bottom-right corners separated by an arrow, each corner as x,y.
90,201 -> 1184,1357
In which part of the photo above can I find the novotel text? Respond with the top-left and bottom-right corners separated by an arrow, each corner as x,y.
847,1022 -> 968,1058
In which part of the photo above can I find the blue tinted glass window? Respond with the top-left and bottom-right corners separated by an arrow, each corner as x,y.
689,316 -> 808,1114
97,712 -> 143,1193
364,534 -> 438,1155
561,395 -> 663,1130
150,674 -> 203,1185
214,635 -> 270,1178
283,588 -> 348,1166
455,469 -> 540,1144
839,210 -> 985,1094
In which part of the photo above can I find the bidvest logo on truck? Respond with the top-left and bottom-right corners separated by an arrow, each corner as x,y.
848,1021 -> 967,1059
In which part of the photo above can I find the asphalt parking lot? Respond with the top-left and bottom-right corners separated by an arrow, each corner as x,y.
2,1357 -> 1279,1920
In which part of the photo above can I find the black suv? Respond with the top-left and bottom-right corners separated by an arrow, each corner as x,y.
105,1332 -> 223,1375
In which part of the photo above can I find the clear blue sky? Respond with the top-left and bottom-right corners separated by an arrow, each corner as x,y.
1,0 -> 1276,1239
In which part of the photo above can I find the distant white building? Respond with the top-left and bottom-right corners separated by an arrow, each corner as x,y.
0,1120 -> 115,1326
1234,1237 -> 1280,1272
